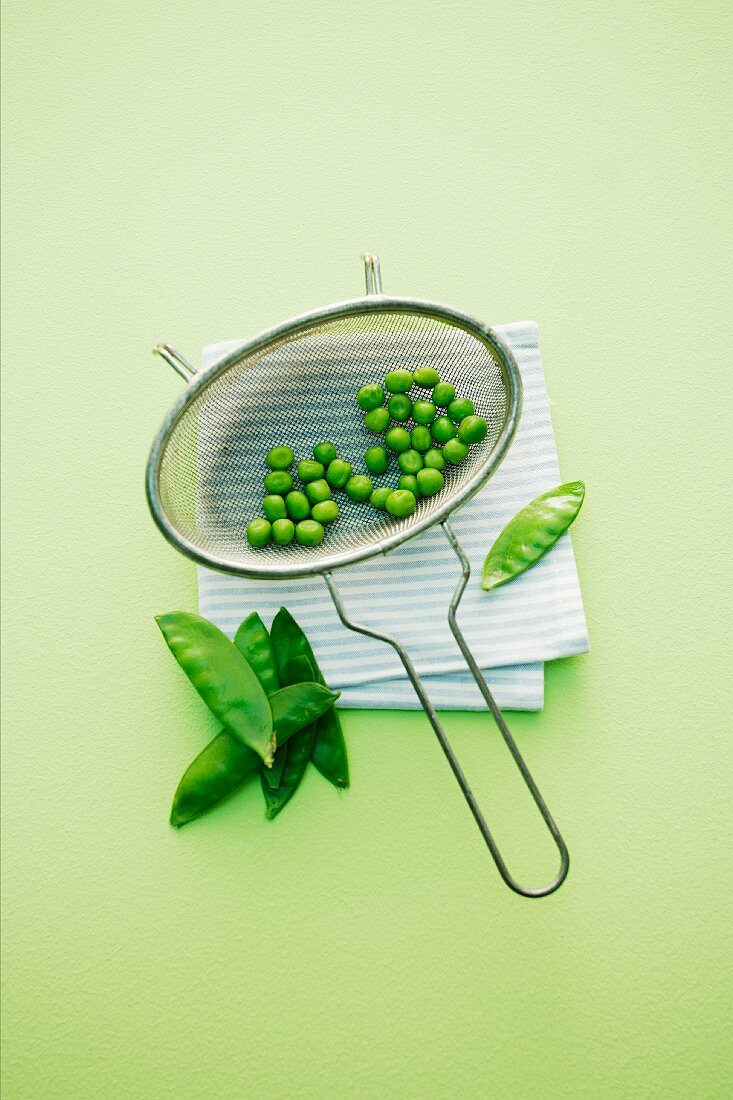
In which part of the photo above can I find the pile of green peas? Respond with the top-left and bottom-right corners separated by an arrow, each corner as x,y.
246,365 -> 488,550
357,365 -> 488,518
247,441 -> 350,549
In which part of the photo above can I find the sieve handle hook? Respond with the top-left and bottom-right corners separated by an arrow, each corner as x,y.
152,343 -> 197,381
324,525 -> 569,898
363,253 -> 383,295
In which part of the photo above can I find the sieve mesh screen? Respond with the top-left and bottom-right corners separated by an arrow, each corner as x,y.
154,307 -> 515,577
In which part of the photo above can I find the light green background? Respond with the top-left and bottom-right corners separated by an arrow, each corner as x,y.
2,2 -> 731,1097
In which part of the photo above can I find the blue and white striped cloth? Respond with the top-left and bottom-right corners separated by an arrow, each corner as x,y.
197,321 -> 588,710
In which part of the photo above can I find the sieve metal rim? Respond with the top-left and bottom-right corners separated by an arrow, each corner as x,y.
146,294 -> 523,580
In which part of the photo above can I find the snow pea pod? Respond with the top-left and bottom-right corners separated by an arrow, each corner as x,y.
261,654 -> 317,818
234,612 -> 280,696
262,652 -> 313,793
262,743 -> 287,791
270,607 -> 350,789
481,481 -> 585,592
169,679 -> 340,827
156,612 -> 274,765
269,682 -> 340,744
170,732 -> 259,828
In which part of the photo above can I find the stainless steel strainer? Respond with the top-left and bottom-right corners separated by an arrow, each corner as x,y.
147,255 -> 569,897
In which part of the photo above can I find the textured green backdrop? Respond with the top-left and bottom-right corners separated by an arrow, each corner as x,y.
2,2 -> 731,1097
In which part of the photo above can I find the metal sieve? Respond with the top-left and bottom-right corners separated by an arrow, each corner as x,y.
147,254 -> 569,897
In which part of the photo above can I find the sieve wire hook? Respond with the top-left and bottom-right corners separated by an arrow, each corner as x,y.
324,523 -> 569,898
363,253 -> 383,295
153,343 -> 197,381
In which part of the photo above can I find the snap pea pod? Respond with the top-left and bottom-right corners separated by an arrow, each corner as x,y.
270,608 -> 349,789
269,682 -> 340,745
481,481 -> 585,592
170,732 -> 259,828
260,655 -> 317,818
234,612 -> 281,760
234,612 -> 280,696
262,652 -> 311,793
170,679 -> 340,827
156,612 -> 274,765
262,743 -> 287,791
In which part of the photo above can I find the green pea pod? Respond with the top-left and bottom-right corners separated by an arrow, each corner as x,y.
261,655 -> 317,818
271,607 -> 349,789
262,654 -> 311,792
262,746 -> 287,792
170,680 -> 339,827
236,611 -> 282,786
234,612 -> 280,696
263,725 -> 316,819
310,709 -> 349,789
268,682 -> 340,746
481,481 -> 585,592
170,732 -> 259,828
157,612 -> 274,765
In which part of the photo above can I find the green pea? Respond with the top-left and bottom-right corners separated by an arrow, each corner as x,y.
411,426 -> 432,452
386,489 -> 417,517
345,475 -> 373,501
305,478 -> 331,504
311,500 -> 339,524
442,438 -> 469,465
384,369 -> 413,393
298,459 -> 325,483
388,393 -> 412,422
364,407 -> 390,433
285,491 -> 310,520
448,397 -> 475,424
423,448 -> 445,471
246,518 -> 272,548
295,519 -> 325,547
326,458 -> 353,489
385,426 -> 411,453
431,416 -> 456,444
398,449 -> 423,475
357,384 -> 385,411
271,517 -> 295,545
412,400 -> 436,425
266,445 -> 294,470
262,494 -> 287,521
417,467 -> 444,496
313,441 -> 338,465
264,470 -> 293,495
413,366 -> 441,388
370,487 -> 393,510
365,446 -> 389,474
458,415 -> 488,444
398,474 -> 420,497
432,382 -> 456,407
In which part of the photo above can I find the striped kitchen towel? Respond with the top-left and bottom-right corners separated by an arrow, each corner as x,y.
197,321 -> 588,710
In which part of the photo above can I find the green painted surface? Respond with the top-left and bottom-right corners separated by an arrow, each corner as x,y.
2,1 -> 731,1097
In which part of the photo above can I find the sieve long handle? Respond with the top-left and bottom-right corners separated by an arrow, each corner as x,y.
324,534 -> 569,898
441,518 -> 569,895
